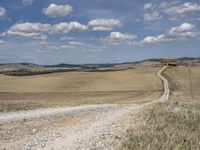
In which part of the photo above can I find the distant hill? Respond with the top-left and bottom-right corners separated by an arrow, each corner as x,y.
0,58 -> 200,74
0,63 -> 45,72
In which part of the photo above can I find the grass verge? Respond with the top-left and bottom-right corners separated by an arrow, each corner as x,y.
120,102 -> 200,150
0,101 -> 46,112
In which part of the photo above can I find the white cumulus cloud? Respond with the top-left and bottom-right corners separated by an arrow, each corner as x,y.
53,22 -> 88,33
103,32 -> 137,45
162,2 -> 200,20
3,22 -> 88,40
0,6 -> 6,19
169,23 -> 195,35
145,2 -> 200,21
5,22 -> 51,40
7,31 -> 47,40
9,22 -> 52,33
88,18 -> 122,31
143,11 -> 162,21
144,3 -> 153,10
143,23 -> 199,44
60,41 -> 85,49
143,0 -> 200,21
43,3 -> 73,17
143,34 -> 172,44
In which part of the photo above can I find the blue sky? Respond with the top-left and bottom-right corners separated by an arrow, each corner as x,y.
0,0 -> 200,64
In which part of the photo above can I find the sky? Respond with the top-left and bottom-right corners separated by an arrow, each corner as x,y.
0,0 -> 200,64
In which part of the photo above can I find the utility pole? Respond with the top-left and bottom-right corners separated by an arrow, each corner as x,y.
188,65 -> 194,99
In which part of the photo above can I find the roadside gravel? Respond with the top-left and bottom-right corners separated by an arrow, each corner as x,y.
25,104 -> 142,150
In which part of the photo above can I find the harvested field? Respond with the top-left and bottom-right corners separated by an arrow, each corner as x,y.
0,67 -> 162,112
164,66 -> 200,102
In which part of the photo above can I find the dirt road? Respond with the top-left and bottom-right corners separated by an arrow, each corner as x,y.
0,66 -> 169,150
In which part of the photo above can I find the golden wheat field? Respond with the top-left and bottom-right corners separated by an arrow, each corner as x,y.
0,67 -> 162,111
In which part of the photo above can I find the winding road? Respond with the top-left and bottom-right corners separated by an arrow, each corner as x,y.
0,66 -> 169,150
157,66 -> 169,102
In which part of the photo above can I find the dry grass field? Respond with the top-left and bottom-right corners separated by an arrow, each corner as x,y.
119,66 -> 200,150
0,67 -> 162,112
163,66 -> 200,102
120,102 -> 200,150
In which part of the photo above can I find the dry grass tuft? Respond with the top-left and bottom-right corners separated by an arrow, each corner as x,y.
120,102 -> 200,150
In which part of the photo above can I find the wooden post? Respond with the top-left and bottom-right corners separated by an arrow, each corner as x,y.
189,66 -> 194,99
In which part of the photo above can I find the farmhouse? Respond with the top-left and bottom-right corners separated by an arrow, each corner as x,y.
161,59 -> 179,66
